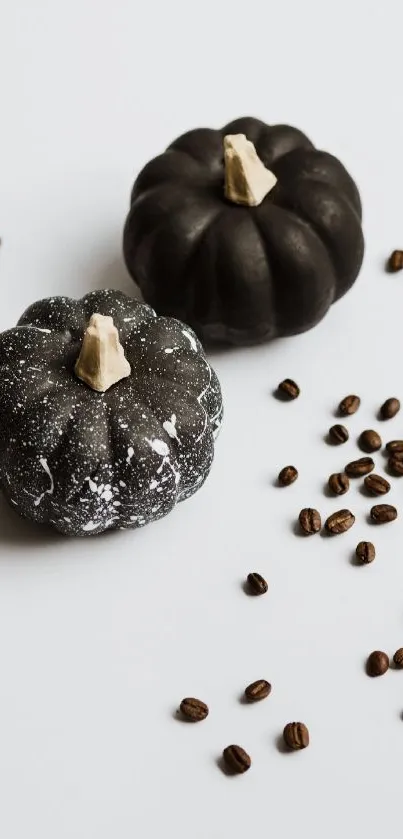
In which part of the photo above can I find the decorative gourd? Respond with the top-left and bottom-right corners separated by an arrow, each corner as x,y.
0,290 -> 223,536
123,116 -> 364,345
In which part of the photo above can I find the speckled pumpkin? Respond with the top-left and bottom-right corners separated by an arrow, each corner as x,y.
0,289 -> 223,536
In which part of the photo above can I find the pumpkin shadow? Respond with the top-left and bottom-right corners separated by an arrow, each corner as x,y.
0,492 -> 64,548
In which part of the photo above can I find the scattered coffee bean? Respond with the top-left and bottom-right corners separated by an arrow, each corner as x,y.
380,398 -> 400,420
370,504 -> 397,524
364,474 -> 390,495
345,457 -> 374,477
358,429 -> 382,453
298,508 -> 321,535
388,450 -> 403,462
247,572 -> 268,595
328,424 -> 349,444
283,722 -> 309,750
244,679 -> 272,702
328,472 -> 350,496
278,465 -> 298,486
277,379 -> 300,400
367,650 -> 389,677
388,456 -> 403,476
386,440 -> 403,454
355,541 -> 376,564
393,648 -> 403,668
325,509 -> 355,534
339,394 -> 360,416
179,697 -> 209,722
222,745 -> 251,773
388,250 -> 403,272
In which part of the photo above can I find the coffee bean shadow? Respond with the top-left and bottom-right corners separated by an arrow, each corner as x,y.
323,433 -> 348,447
275,734 -> 290,755
238,693 -> 250,705
272,388 -> 296,403
215,755 -> 237,776
291,520 -> 308,537
358,483 -> 373,498
349,550 -> 364,567
319,527 -> 333,539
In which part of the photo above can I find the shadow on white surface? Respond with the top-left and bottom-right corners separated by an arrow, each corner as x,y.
0,492 -> 61,547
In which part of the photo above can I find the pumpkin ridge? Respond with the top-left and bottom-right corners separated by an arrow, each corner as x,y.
275,184 -> 363,300
172,205 -> 225,326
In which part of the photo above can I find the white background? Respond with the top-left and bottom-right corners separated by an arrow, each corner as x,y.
0,1 -> 403,836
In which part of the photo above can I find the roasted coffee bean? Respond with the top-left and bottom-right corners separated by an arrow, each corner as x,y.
359,429 -> 382,453
355,541 -> 376,564
278,465 -> 298,486
298,508 -> 321,535
247,572 -> 268,595
380,398 -> 400,420
244,679 -> 272,702
283,722 -> 309,750
328,473 -> 350,496
339,394 -> 360,416
388,457 -> 403,476
325,509 -> 355,534
328,424 -> 349,444
388,450 -> 403,462
277,379 -> 300,400
393,648 -> 403,668
370,504 -> 397,524
222,745 -> 251,773
389,250 -> 403,272
345,457 -> 374,477
367,650 -> 389,677
386,440 -> 403,454
179,697 -> 209,722
364,474 -> 390,495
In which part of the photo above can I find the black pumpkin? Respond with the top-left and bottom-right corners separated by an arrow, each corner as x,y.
123,116 -> 364,345
0,289 -> 223,536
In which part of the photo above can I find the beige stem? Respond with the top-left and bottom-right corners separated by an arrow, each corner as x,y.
224,134 -> 277,207
75,313 -> 131,392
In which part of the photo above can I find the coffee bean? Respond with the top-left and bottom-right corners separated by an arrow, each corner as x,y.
278,465 -> 298,486
277,379 -> 300,400
370,504 -> 397,524
298,508 -> 321,535
388,456 -> 403,476
328,473 -> 350,496
386,440 -> 403,454
283,722 -> 309,750
388,450 -> 403,462
339,394 -> 360,416
367,650 -> 389,677
380,398 -> 400,420
325,509 -> 355,534
179,697 -> 209,722
359,429 -> 382,453
345,457 -> 375,477
393,648 -> 403,668
244,679 -> 272,702
247,572 -> 268,595
328,424 -> 349,444
222,745 -> 251,773
364,474 -> 390,495
355,541 -> 376,564
388,250 -> 403,272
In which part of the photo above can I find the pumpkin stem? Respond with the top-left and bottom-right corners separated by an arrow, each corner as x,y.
224,134 -> 277,207
74,313 -> 131,392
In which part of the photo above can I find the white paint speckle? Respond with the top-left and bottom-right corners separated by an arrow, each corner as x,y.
182,329 -> 197,351
163,414 -> 180,442
119,480 -> 126,487
34,457 -> 54,506
101,489 -> 113,502
126,446 -> 134,464
83,520 -> 99,532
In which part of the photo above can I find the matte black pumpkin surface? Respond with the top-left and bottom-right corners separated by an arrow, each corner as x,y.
0,290 -> 223,536
123,116 -> 364,345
